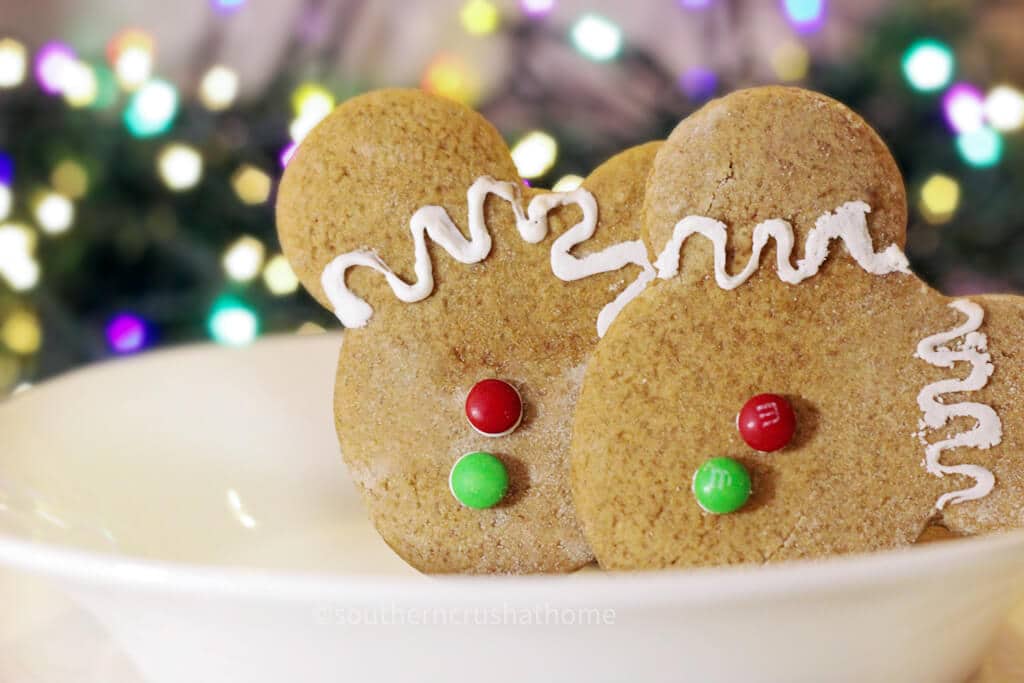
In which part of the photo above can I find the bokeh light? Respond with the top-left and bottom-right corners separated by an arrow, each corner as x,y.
89,64 -> 119,110
570,13 -> 623,63
511,131 -> 558,179
0,185 -> 11,222
263,254 -> 300,295
942,83 -> 984,134
461,0 -> 500,36
33,192 -> 74,235
771,40 -> 809,81
289,83 -> 334,143
124,79 -> 178,138
212,0 -> 247,14
157,143 -> 203,191
279,142 -> 298,168
222,235 -> 266,282
782,0 -> 826,33
521,0 -> 555,17
208,296 -> 259,347
551,174 -> 584,191
902,39 -> 954,93
919,174 -> 960,225
0,151 -> 12,186
34,42 -> 76,95
0,223 -> 40,291
231,165 -> 272,205
422,53 -> 480,106
106,313 -> 149,354
199,65 -> 239,111
956,126 -> 1003,168
0,310 -> 42,355
62,60 -> 99,108
679,66 -> 718,100
679,0 -> 712,7
107,29 -> 155,91
984,85 -> 1024,132
51,159 -> 90,199
0,38 -> 28,89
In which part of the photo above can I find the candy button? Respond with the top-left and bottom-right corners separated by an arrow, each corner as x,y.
465,379 -> 523,437
692,457 -> 752,514
737,393 -> 796,452
449,452 -> 510,509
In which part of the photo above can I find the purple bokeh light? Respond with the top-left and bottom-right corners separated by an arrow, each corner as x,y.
782,0 -> 826,34
211,0 -> 247,14
679,67 -> 718,101
520,0 -> 555,17
0,151 -> 13,187
679,0 -> 712,8
34,41 -> 76,95
942,83 -> 985,134
279,142 -> 298,168
106,313 -> 149,354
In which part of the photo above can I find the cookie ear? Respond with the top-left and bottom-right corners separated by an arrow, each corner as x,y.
643,86 -> 908,288
276,88 -> 519,317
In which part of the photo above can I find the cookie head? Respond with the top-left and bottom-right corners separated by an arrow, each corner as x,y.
277,89 -> 658,573
571,86 -> 1024,570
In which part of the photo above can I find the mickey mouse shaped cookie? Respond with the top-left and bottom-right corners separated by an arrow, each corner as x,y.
277,89 -> 656,573
571,86 -> 1024,570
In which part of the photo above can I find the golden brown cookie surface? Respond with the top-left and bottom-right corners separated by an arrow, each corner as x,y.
571,87 -> 1024,570
277,88 -> 658,573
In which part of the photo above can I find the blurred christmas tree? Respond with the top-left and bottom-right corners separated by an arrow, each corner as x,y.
0,0 -> 1022,394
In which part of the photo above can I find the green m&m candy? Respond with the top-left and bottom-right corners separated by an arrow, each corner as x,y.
692,457 -> 752,514
449,452 -> 509,509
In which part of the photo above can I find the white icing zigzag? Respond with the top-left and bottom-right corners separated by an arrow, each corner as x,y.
653,201 -> 911,286
914,300 -> 1001,510
320,176 -> 653,336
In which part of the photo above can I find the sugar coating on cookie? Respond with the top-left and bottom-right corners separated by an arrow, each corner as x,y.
570,86 -> 1024,571
277,88 -> 659,573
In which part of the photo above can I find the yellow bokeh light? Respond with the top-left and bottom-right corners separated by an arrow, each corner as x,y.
0,38 -> 28,89
109,29 -> 155,91
51,160 -> 90,199
157,143 -> 203,191
263,254 -> 300,295
461,0 -> 500,36
772,40 -> 810,82
511,131 -> 558,179
0,223 -> 39,291
0,185 -> 11,222
919,174 -> 960,225
222,235 -> 266,282
199,65 -> 239,111
1,309 -> 41,355
231,165 -> 272,205
33,192 -> 74,235
63,60 -> 98,108
552,174 -> 584,192
422,53 -> 481,106
291,83 -> 334,118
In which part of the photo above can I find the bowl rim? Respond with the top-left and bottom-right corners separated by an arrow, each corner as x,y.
3,527 -> 1024,607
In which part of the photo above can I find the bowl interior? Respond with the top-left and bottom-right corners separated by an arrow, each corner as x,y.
0,334 -> 416,576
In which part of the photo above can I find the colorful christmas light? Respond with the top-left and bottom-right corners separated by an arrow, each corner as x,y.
222,235 -> 266,282
570,13 -> 622,63
984,85 -> 1024,132
62,60 -> 99,108
199,65 -> 239,111
510,131 -> 558,179
33,192 -> 74,235
208,296 -> 259,347
782,0 -> 826,33
231,165 -> 272,205
919,174 -> 960,225
461,0 -> 501,36
551,174 -> 584,191
0,309 -> 41,355
771,40 -> 809,81
942,83 -> 984,134
0,152 -> 12,186
34,42 -> 76,95
0,223 -> 39,292
157,144 -> 203,191
106,313 -> 149,354
520,0 -> 555,17
902,39 -> 954,93
51,160 -> 90,199
422,53 -> 480,106
0,38 -> 27,89
956,126 -> 1003,168
262,254 -> 300,295
679,66 -> 718,100
124,79 -> 178,138
0,185 -> 11,222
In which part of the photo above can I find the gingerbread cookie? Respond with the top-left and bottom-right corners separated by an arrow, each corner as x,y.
276,88 -> 658,573
570,86 -> 1024,570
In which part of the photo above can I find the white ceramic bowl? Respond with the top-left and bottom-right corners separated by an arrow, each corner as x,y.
2,334 -> 1024,683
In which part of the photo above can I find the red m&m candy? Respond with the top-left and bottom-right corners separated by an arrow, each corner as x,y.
465,379 -> 523,437
737,393 -> 796,452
